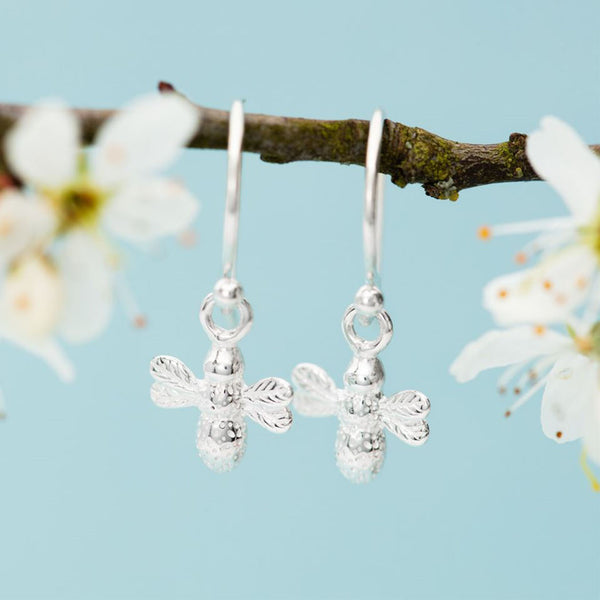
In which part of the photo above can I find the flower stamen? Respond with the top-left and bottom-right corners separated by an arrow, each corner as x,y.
178,229 -> 197,248
514,251 -> 528,265
115,273 -> 146,330
555,293 -> 567,305
13,293 -> 30,311
481,217 -> 576,238
477,225 -> 492,240
505,375 -> 549,415
497,362 -> 527,394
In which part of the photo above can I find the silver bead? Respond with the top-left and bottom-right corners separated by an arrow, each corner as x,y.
354,284 -> 384,315
213,277 -> 243,309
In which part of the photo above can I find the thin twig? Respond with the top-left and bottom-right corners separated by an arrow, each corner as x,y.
0,82 -> 598,200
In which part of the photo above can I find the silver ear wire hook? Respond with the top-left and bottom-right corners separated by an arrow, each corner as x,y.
150,99 -> 294,473
363,109 -> 385,287
222,100 -> 244,280
291,108 -> 431,484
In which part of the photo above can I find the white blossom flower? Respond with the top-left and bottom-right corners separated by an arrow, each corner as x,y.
0,232 -> 112,381
478,117 -> 600,326
5,93 -> 200,245
450,319 -> 600,489
0,93 -> 200,377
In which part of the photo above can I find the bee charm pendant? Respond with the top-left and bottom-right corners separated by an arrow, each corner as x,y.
150,278 -> 293,472
292,285 -> 430,483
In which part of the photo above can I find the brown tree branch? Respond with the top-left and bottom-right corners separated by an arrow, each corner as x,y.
0,83 -> 598,200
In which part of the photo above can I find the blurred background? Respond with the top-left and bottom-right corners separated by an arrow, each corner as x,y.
0,1 -> 598,598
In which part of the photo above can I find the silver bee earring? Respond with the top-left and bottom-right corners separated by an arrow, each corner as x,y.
149,100 -> 293,473
292,109 -> 431,484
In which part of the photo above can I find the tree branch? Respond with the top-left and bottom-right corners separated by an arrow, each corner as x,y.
0,83 -> 598,200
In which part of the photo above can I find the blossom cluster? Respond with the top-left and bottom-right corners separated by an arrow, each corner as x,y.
0,94 -> 200,384
450,117 -> 600,488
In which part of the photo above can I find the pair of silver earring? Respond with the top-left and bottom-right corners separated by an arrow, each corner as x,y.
149,102 -> 431,483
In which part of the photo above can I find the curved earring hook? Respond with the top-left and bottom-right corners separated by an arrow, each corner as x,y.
222,100 -> 244,280
363,109 -> 385,287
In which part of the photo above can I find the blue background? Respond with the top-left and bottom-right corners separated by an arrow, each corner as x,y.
0,1 -> 598,598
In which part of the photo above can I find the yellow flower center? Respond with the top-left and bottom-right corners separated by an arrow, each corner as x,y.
574,335 -> 594,354
568,321 -> 600,358
45,178 -> 107,233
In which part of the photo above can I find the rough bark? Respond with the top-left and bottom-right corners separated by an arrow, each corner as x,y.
0,83 -> 597,200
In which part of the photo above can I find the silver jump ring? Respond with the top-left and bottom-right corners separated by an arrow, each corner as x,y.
199,294 -> 253,346
342,305 -> 393,358
222,100 -> 244,280
363,109 -> 385,287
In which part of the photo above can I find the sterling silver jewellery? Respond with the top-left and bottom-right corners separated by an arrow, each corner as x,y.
149,101 -> 293,473
292,109 -> 431,484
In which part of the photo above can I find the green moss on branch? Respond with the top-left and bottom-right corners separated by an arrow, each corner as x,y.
0,84 -> 598,201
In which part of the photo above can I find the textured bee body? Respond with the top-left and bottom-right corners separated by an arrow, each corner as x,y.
335,357 -> 387,482
335,424 -> 386,484
196,411 -> 246,473
150,329 -> 293,472
197,347 -> 247,471
292,287 -> 431,483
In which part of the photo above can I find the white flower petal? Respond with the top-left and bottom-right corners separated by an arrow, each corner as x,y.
0,254 -> 63,339
1,331 -> 74,382
103,178 -> 199,243
27,338 -> 75,382
527,116 -> 600,222
56,232 -> 113,344
483,244 -> 596,326
583,393 -> 600,465
540,353 -> 596,443
5,102 -> 79,189
92,94 -> 199,187
0,191 -> 56,267
449,325 -> 569,383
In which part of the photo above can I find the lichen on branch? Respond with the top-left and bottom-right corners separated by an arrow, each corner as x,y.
0,83 -> 598,200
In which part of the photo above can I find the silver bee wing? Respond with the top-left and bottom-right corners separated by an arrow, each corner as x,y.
381,415 -> 430,446
382,390 -> 430,419
291,363 -> 338,417
242,377 -> 293,406
380,390 -> 430,446
241,377 -> 293,433
150,355 -> 207,409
